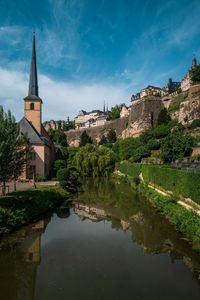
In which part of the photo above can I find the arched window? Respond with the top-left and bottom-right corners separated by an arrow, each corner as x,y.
30,102 -> 34,110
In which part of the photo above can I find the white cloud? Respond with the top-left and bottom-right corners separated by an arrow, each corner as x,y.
0,67 -> 130,122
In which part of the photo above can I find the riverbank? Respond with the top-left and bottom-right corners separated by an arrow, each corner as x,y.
114,163 -> 200,252
0,185 -> 69,237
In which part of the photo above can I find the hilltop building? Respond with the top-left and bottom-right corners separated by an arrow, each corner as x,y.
120,104 -> 131,118
181,57 -> 199,91
74,108 -> 110,129
19,33 -> 55,179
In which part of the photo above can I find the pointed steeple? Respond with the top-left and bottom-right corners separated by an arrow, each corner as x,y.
28,32 -> 39,97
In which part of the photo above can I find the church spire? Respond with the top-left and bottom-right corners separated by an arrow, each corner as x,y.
28,32 -> 39,97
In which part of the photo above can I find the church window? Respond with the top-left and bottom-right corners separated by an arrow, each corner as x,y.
31,152 -> 36,160
30,102 -> 34,110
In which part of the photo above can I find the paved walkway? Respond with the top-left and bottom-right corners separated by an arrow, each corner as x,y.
0,181 -> 58,195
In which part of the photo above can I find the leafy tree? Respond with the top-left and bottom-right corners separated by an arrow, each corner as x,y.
79,130 -> 93,146
161,133 -> 195,162
0,106 -> 31,195
57,167 -> 79,188
146,139 -> 160,150
107,129 -> 117,143
53,160 -> 66,173
113,137 -> 143,161
99,135 -> 107,145
157,108 -> 171,125
132,146 -> 151,162
66,147 -> 80,167
140,128 -> 154,143
111,105 -> 121,119
153,124 -> 170,138
192,66 -> 200,82
75,144 -> 116,176
48,128 -> 68,147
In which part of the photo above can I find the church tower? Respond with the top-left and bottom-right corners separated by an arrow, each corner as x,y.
24,32 -> 43,135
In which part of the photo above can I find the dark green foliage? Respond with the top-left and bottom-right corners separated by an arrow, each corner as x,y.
115,162 -> 141,178
132,146 -> 151,162
99,135 -> 107,145
57,168 -> 70,182
76,144 -> 116,176
188,119 -> 200,129
113,137 -> 143,161
168,99 -> 180,112
141,164 -> 200,205
161,133 -> 195,162
103,143 -> 113,149
140,128 -> 154,143
192,66 -> 200,82
107,129 -> 117,143
0,106 -> 31,195
36,176 -> 46,182
66,147 -> 79,167
79,130 -> 93,146
0,186 -> 68,236
133,176 -> 140,186
53,160 -> 66,172
146,139 -> 160,150
157,108 -> 171,125
48,129 -> 68,147
111,105 -> 121,119
139,184 -> 200,251
153,124 -> 170,138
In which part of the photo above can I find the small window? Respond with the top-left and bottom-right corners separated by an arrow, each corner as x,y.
30,103 -> 34,110
31,152 -> 36,161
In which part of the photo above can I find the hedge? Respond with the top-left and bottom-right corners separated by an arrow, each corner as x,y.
141,165 -> 200,205
115,162 -> 200,205
115,162 -> 141,178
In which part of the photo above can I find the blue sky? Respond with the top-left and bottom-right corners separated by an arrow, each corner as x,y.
0,0 -> 200,121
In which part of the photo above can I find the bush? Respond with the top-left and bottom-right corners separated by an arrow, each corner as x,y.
80,131 -> 93,146
192,66 -> 200,82
132,146 -> 151,162
188,119 -> 200,129
153,124 -> 170,138
113,137 -> 143,161
57,168 -> 70,182
146,139 -> 160,150
99,135 -> 107,145
157,108 -> 171,125
133,176 -> 140,186
36,176 -> 46,182
53,160 -> 66,172
168,99 -> 180,112
107,129 -> 117,143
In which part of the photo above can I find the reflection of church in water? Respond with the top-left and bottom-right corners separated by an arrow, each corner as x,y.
0,219 -> 49,300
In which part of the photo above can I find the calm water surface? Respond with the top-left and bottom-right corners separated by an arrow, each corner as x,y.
0,178 -> 200,300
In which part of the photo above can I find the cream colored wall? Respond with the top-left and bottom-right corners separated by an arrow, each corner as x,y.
24,100 -> 42,134
30,145 -> 45,177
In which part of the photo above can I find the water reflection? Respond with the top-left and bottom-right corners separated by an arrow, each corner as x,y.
0,220 -> 49,300
73,178 -> 200,282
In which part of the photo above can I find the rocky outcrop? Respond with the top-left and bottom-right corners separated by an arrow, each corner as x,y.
65,84 -> 200,146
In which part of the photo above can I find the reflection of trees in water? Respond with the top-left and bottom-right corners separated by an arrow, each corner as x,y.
0,219 -> 49,300
76,178 -> 200,282
56,206 -> 70,219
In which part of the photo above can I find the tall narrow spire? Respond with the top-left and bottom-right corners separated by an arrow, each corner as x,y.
28,32 -> 39,97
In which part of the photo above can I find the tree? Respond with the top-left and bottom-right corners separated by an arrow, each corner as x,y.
53,160 -> 66,173
107,129 -> 117,143
132,146 -> 151,162
99,135 -> 107,145
111,105 -> 121,119
157,108 -> 171,126
192,66 -> 200,82
113,137 -> 143,161
75,144 -> 116,176
79,131 -> 92,146
0,106 -> 31,195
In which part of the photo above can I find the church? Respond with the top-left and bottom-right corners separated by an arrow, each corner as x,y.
19,33 -> 55,180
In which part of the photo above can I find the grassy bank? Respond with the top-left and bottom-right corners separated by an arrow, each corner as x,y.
0,185 -> 69,237
114,163 -> 200,252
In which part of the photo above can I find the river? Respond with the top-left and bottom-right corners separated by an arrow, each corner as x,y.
0,178 -> 200,300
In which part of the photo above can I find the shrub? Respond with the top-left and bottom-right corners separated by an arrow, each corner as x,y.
107,129 -> 117,143
188,119 -> 200,129
168,99 -> 180,112
192,66 -> 200,82
132,146 -> 151,162
99,135 -> 107,145
113,137 -> 143,161
57,168 -> 70,182
153,124 -> 170,138
133,176 -> 140,186
36,176 -> 46,182
157,108 -> 171,125
53,160 -> 66,172
79,131 -> 93,146
146,139 -> 160,150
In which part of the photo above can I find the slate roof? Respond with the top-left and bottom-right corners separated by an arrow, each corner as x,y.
19,117 -> 48,145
